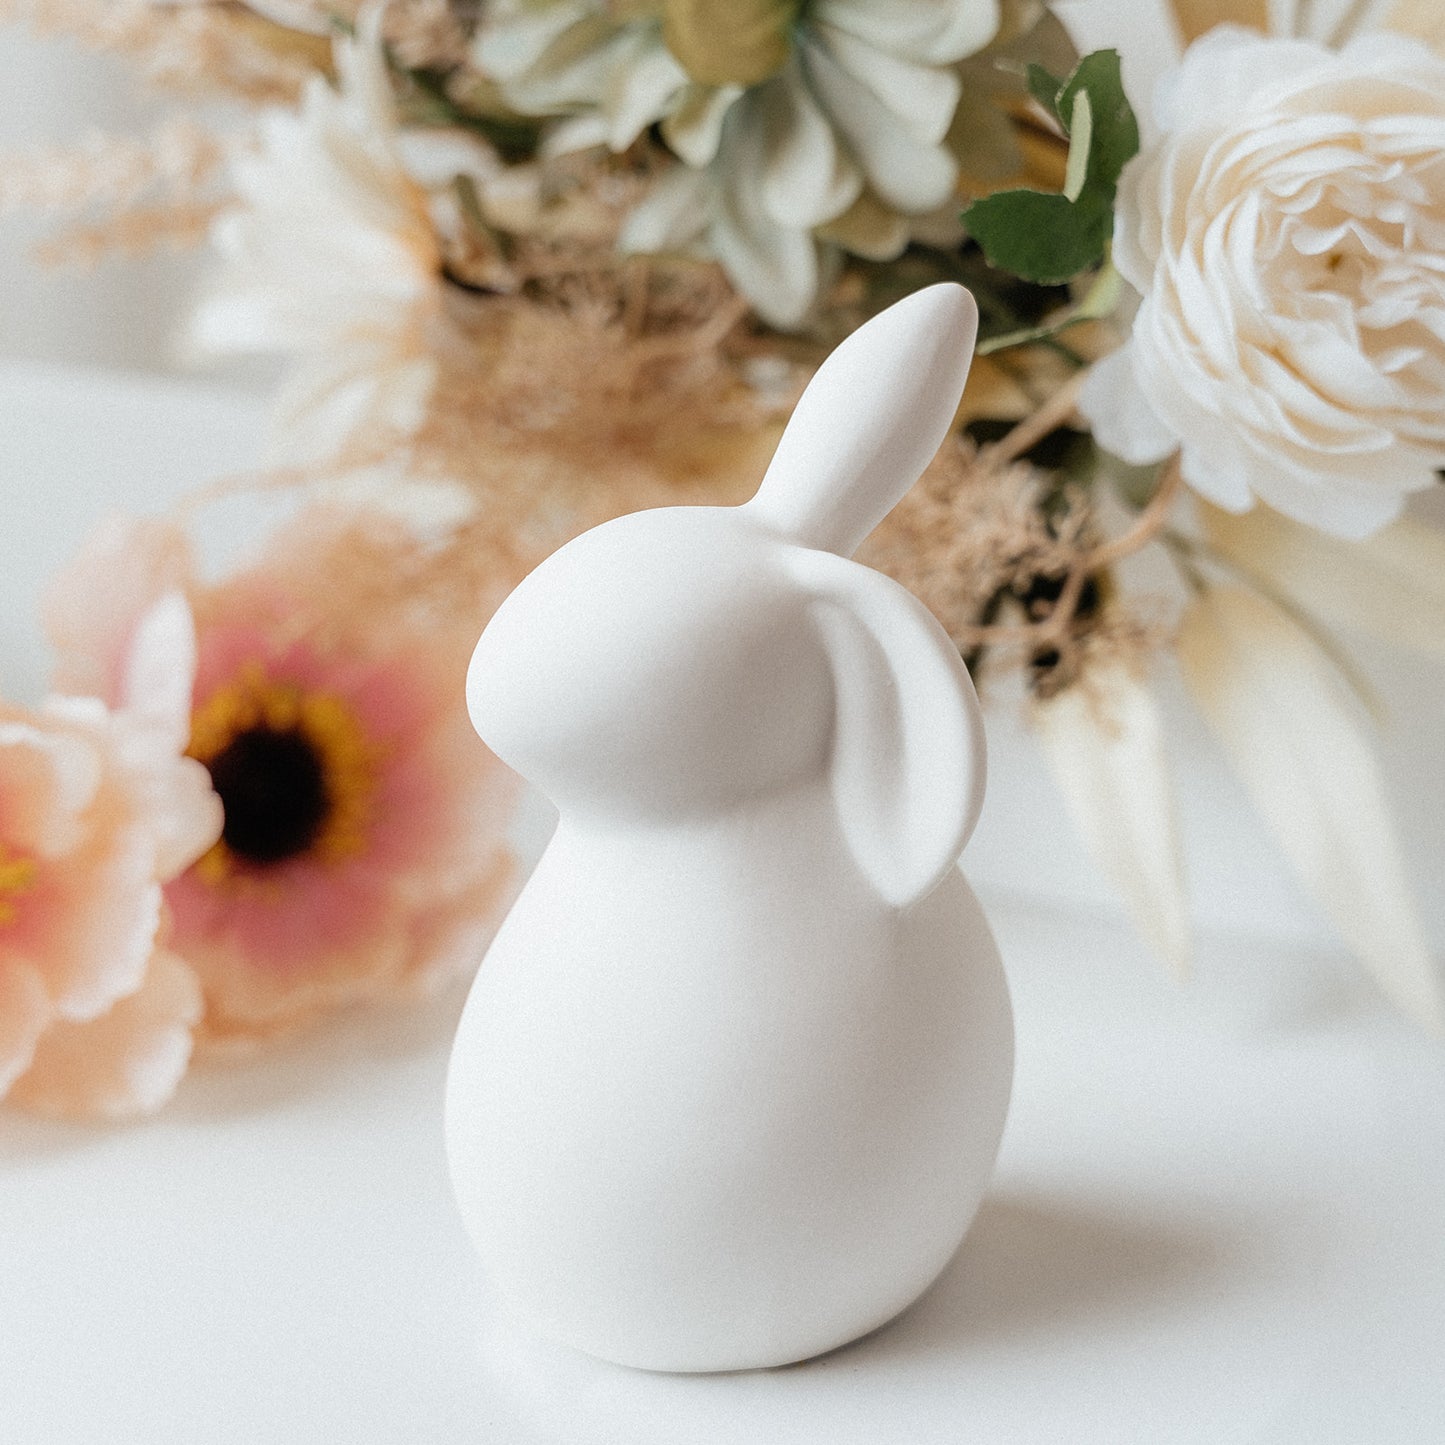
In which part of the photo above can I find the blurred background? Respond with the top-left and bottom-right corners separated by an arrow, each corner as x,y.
0,0 -> 1438,959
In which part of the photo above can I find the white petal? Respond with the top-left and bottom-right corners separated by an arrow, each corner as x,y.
1034,661 -> 1193,979
619,165 -> 711,254
121,592 -> 196,752
810,21 -> 962,145
819,0 -> 999,64
473,3 -> 593,84
1079,342 -> 1180,467
1201,504 -> 1445,659
711,165 -> 819,327
662,83 -> 741,167
1178,585 -> 1445,1033
602,31 -> 689,150
799,36 -> 958,213
542,113 -> 611,157
749,69 -> 863,230
1243,464 -> 1409,541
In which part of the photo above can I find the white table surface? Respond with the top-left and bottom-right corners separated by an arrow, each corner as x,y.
2,363 -> 1444,1443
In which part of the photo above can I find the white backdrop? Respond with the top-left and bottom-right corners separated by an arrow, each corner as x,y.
0,28 -> 210,372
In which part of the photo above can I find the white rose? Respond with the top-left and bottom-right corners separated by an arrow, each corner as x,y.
1080,27 -> 1445,539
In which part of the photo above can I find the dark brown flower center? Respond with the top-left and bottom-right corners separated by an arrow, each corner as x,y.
206,726 -> 330,866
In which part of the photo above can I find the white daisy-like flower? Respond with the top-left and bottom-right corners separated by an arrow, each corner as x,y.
191,4 -> 444,463
474,0 -> 1001,325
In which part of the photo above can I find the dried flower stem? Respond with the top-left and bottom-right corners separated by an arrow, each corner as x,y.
1089,453 -> 1183,568
952,453 -> 1183,650
983,368 -> 1089,469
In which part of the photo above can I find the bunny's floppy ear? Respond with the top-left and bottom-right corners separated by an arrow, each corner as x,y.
787,546 -> 986,910
745,283 -> 977,558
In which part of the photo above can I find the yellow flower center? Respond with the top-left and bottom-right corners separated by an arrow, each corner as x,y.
0,845 -> 37,925
187,664 -> 380,884
661,0 -> 803,87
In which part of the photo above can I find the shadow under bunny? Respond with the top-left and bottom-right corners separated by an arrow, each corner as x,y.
824,1190 -> 1238,1365
475,1187 -> 1244,1445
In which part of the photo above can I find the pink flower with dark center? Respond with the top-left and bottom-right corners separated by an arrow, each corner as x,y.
1,594 -> 222,1119
46,508 -> 519,1046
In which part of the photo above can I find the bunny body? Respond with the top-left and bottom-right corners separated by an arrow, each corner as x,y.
448,794 -> 1010,1372
446,285 -> 1013,1372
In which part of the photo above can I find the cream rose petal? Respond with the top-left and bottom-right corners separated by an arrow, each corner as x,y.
1178,584 -> 1445,1034
1090,27 -> 1445,538
1034,660 -> 1193,979
1079,342 -> 1183,470
810,21 -> 962,145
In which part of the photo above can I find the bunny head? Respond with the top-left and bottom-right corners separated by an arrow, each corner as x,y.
469,283 -> 985,907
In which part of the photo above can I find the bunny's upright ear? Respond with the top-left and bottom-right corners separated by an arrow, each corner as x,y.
787,546 -> 986,910
744,283 -> 977,558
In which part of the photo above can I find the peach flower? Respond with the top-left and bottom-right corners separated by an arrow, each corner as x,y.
1,594 -> 223,1119
47,508 -> 519,1046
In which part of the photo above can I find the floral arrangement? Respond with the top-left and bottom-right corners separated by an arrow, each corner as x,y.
2,0 -> 1443,1118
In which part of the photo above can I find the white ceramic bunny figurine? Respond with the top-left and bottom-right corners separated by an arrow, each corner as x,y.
446,282 -> 1013,1373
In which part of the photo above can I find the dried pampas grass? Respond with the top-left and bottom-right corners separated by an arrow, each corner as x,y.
0,0 -> 324,101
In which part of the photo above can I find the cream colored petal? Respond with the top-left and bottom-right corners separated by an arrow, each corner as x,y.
1201,503 -> 1445,659
1034,660 -> 1193,979
9,949 -> 201,1120
1178,585 -> 1445,1033
0,963 -> 50,1096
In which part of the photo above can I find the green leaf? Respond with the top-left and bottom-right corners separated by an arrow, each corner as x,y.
962,48 -> 1139,287
1057,48 -> 1138,194
1026,62 -> 1064,118
964,187 -> 1114,285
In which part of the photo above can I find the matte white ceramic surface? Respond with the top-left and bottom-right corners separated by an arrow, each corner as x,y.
445,285 -> 1015,1372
